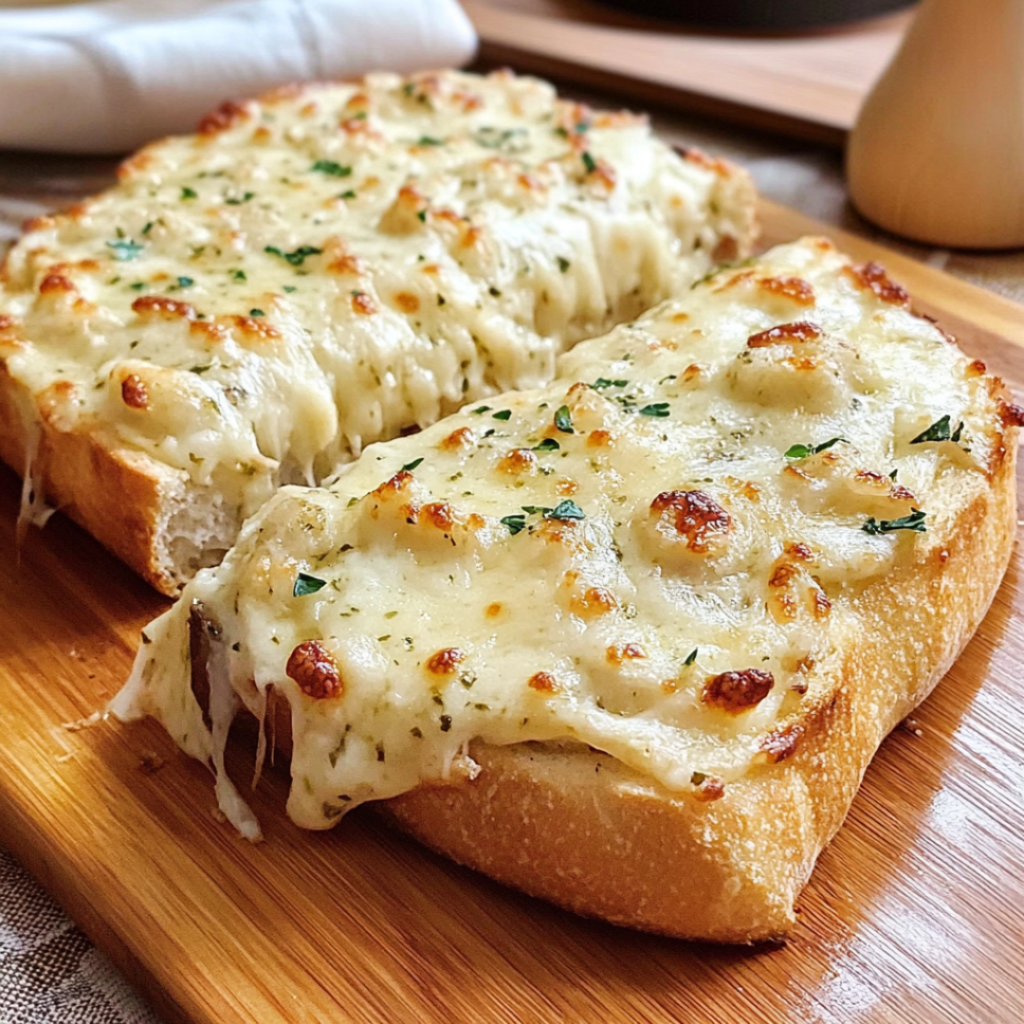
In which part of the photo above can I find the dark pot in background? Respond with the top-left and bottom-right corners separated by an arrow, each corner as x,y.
596,0 -> 915,30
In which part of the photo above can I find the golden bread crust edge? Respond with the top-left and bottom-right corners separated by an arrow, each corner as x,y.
375,444 -> 1017,943
0,360 -> 189,595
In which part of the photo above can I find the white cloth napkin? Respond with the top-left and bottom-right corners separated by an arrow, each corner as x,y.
0,0 -> 478,153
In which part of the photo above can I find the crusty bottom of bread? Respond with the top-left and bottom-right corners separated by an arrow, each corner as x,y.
250,449 -> 1016,943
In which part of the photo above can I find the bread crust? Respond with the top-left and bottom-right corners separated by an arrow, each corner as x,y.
254,444 -> 1014,942
0,360 -> 191,594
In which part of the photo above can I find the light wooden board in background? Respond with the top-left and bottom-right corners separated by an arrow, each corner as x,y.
1,200 -> 1024,1024
463,0 -> 911,144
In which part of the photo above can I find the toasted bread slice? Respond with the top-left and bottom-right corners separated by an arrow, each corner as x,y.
0,69 -> 755,594
112,238 -> 1018,941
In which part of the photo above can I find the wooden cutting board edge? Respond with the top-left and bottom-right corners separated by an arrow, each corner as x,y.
471,36 -> 849,147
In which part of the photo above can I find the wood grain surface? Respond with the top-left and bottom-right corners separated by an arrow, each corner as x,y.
1,199 -> 1023,1023
462,0 -> 912,144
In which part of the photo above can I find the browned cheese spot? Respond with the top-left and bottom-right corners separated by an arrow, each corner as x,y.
650,489 -> 731,553
460,224 -> 485,250
375,470 -> 413,499
528,671 -> 558,693
842,261 -> 909,306
758,276 -> 815,306
39,273 -> 75,295
344,92 -> 369,114
190,321 -> 230,343
786,541 -> 814,562
759,723 -> 804,763
394,291 -> 420,314
329,253 -> 366,276
498,448 -> 537,475
427,647 -> 467,676
437,426 -> 474,452
675,145 -> 729,176
556,477 -> 578,496
485,602 -> 503,619
606,642 -> 647,666
121,374 -> 149,410
22,215 -> 56,233
231,314 -> 281,341
585,156 -> 617,192
341,116 -> 379,138
351,291 -> 377,316
197,100 -> 251,136
587,429 -> 612,448
768,563 -> 801,622
423,502 -> 454,531
287,640 -> 342,700
570,586 -> 617,618
967,359 -> 987,377
132,295 -> 196,321
453,90 -> 484,113
726,477 -> 761,503
36,379 -> 79,429
702,669 -> 774,714
747,321 -> 823,348
693,776 -> 726,802
117,150 -> 155,180
999,401 -> 1024,428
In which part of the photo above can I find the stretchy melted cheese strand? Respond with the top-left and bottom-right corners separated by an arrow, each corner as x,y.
0,69 -> 755,593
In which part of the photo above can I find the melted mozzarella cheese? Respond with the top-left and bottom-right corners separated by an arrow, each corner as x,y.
0,70 -> 753,529
113,238 -> 1000,836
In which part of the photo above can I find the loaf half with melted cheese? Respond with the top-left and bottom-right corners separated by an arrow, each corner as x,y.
112,238 -> 1019,942
0,69 -> 755,594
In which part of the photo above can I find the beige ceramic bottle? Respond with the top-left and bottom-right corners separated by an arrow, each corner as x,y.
847,0 -> 1024,248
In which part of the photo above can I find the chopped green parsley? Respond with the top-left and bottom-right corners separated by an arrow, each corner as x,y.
106,239 -> 144,261
293,572 -> 328,597
265,244 -> 322,267
911,415 -> 964,445
554,405 -> 574,433
861,509 -> 927,535
785,437 -> 847,460
311,160 -> 352,177
639,403 -> 670,418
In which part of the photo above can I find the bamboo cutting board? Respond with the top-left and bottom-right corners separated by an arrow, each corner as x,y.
2,201 -> 1024,1024
462,0 -> 911,144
